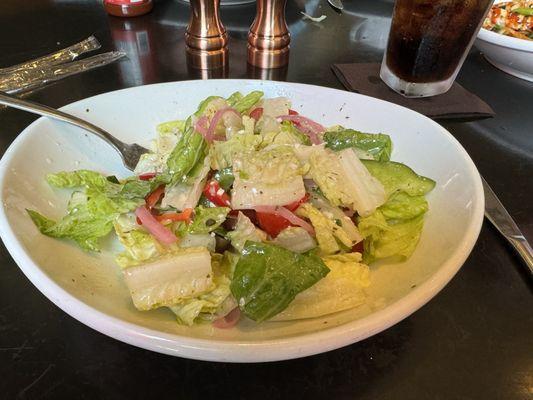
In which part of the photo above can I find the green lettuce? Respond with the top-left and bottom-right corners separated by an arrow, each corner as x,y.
232,91 -> 263,113
227,212 -> 267,253
324,129 -> 392,161
176,206 -> 230,236
165,120 -> 208,185
357,160 -> 435,263
230,241 -> 330,322
260,121 -> 311,147
226,92 -> 243,107
28,171 -> 152,251
210,132 -> 262,170
169,254 -> 234,325
362,160 -> 435,197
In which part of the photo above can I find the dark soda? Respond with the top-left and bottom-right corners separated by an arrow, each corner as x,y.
386,0 -> 492,83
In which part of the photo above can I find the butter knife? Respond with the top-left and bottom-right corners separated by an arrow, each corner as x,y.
482,176 -> 533,275
327,0 -> 344,12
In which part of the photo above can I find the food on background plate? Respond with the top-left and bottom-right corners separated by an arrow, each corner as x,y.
27,92 -> 435,328
483,1 -> 533,40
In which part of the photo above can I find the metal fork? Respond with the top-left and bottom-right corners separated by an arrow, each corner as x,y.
0,91 -> 148,171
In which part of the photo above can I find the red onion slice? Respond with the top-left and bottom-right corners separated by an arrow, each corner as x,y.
195,116 -> 211,141
212,307 -> 241,329
206,107 -> 241,142
135,206 -> 178,245
277,114 -> 325,145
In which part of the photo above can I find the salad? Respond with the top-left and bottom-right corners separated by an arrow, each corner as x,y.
28,91 -> 435,328
483,1 -> 533,41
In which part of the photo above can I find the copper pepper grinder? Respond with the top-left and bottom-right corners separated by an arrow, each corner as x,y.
185,0 -> 228,69
248,0 -> 290,68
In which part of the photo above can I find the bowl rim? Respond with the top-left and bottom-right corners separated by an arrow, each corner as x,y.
0,80 -> 485,362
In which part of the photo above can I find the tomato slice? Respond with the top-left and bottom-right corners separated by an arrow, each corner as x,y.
145,185 -> 165,210
139,172 -> 156,181
249,107 -> 263,121
203,180 -> 231,207
256,212 -> 292,237
284,193 -> 310,212
288,109 -> 299,115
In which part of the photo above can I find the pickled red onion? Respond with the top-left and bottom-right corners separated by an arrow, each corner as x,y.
277,114 -> 324,145
206,107 -> 241,142
212,307 -> 241,329
135,206 -> 178,245
195,116 -> 211,141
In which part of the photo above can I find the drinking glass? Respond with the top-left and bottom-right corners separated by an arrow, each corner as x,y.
380,0 -> 493,97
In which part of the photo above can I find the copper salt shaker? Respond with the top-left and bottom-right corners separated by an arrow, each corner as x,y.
185,0 -> 228,69
248,0 -> 290,68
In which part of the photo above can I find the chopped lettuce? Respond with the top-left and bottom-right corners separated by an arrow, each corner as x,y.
179,233 -> 216,252
308,147 -> 387,217
260,97 -> 291,117
28,171 -> 150,251
271,252 -> 369,321
168,253 -> 234,325
226,92 -> 243,107
359,211 -> 425,264
271,226 -> 317,253
260,121 -> 311,147
122,247 -> 214,310
184,206 -> 230,235
357,160 -> 434,263
230,241 -> 330,322
232,91 -> 263,113
362,160 -> 435,197
210,132 -> 262,170
161,154 -> 211,211
114,213 -> 172,268
324,129 -> 392,161
227,212 -> 267,252
165,120 -> 208,185
231,146 -> 306,208
194,96 -> 224,117
213,167 -> 235,191
157,119 -> 186,135
296,203 -> 356,255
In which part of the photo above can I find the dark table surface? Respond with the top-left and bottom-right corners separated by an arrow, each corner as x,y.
1,0 -> 532,399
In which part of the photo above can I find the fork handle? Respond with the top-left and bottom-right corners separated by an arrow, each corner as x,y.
0,91 -> 127,154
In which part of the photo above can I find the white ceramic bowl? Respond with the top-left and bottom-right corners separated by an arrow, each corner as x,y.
0,80 -> 484,362
476,1 -> 533,82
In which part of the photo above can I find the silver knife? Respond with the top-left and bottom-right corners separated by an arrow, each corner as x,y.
482,176 -> 533,274
328,0 -> 344,12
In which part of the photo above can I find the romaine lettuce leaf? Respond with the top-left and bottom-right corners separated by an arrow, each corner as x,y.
308,147 -> 386,217
232,91 -> 263,113
271,227 -> 317,253
296,203 -> 356,255
230,241 -> 330,322
166,122 -> 208,186
122,247 -> 214,310
28,171 -> 151,251
359,211 -> 425,263
260,121 -> 311,147
210,132 -> 262,170
185,206 -> 230,235
168,253 -> 235,325
324,129 -> 392,161
271,252 -> 369,321
362,160 -> 436,197
226,92 -> 243,107
227,212 -> 267,252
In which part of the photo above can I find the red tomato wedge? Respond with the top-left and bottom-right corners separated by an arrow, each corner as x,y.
145,185 -> 165,210
256,212 -> 292,238
139,172 -> 156,181
203,180 -> 231,207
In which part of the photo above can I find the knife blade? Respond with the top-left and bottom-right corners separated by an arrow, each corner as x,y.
327,0 -> 344,12
482,176 -> 533,275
